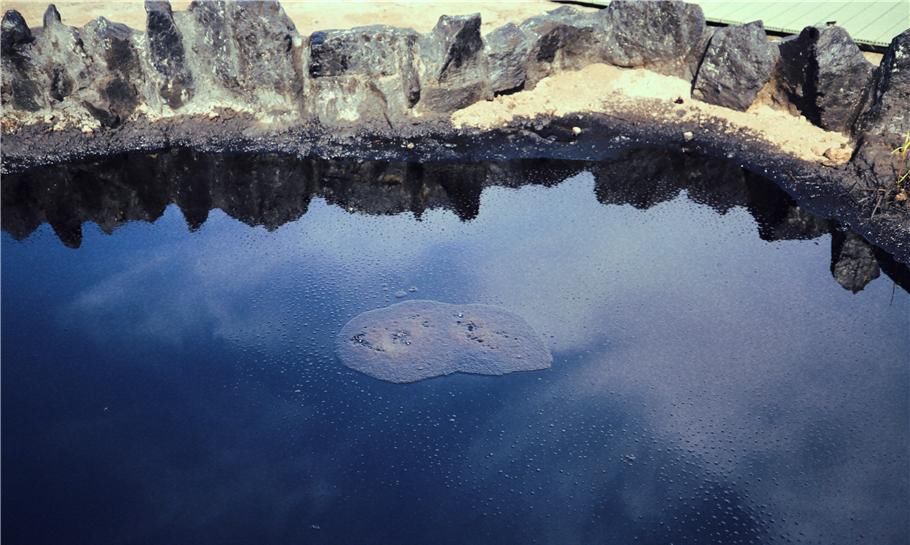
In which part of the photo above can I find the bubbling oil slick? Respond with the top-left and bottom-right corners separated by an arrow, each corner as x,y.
336,300 -> 552,383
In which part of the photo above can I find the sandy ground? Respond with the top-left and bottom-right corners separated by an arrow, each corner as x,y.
2,0 -> 580,33
452,64 -> 854,165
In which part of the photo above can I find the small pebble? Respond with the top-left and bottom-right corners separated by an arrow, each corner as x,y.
571,126 -> 582,135
682,131 -> 694,142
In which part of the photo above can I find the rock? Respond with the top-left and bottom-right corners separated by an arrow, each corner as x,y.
777,25 -> 874,132
851,138 -> 904,189
485,23 -> 530,94
306,25 -> 420,125
145,0 -> 194,109
1,5 -> 97,113
693,21 -> 777,111
830,231 -> 880,292
336,300 -> 552,383
519,6 -> 608,87
1,10 -> 32,56
855,29 -> 910,143
601,0 -> 708,78
418,14 -> 490,113
182,1 -> 239,90
181,0 -> 304,111
43,4 -> 62,27
0,12 -> 40,112
78,18 -> 144,126
682,130 -> 694,142
227,2 -> 301,97
2,71 -> 42,112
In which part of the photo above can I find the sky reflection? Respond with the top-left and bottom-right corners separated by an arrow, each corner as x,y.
2,165 -> 907,545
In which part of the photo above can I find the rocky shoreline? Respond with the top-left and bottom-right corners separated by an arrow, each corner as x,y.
2,1 -> 908,260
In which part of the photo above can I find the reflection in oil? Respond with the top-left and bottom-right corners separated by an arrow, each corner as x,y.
3,148 -> 906,292
2,149 -> 908,545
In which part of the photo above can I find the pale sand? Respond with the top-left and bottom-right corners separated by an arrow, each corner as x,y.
2,0 -> 579,33
452,64 -> 854,165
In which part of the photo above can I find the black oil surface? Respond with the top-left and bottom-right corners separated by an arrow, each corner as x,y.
3,150 -> 908,545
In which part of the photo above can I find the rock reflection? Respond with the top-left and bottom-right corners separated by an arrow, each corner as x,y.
2,148 -> 905,292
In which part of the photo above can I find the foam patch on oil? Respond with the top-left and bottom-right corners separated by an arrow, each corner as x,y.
336,300 -> 552,383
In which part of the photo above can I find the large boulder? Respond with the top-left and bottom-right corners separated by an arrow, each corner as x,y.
1,6 -> 166,127
777,25 -> 874,132
145,0 -> 194,109
850,30 -> 910,191
518,6 -> 608,87
693,21 -> 777,111
1,6 -> 99,116
850,136 -> 909,191
79,17 -> 145,126
601,0 -> 709,79
306,25 -> 420,125
0,11 -> 41,112
1,10 -> 32,56
418,14 -> 490,113
221,1 -> 301,98
855,29 -> 910,143
485,23 -> 530,94
175,0 -> 305,113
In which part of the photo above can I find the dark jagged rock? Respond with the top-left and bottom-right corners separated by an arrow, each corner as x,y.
228,2 -> 301,96
693,21 -> 777,111
851,138 -> 903,190
3,74 -> 42,112
43,4 -> 62,27
831,230 -> 881,292
0,12 -> 40,112
80,18 -> 143,126
145,0 -> 194,109
814,26 -> 875,132
777,25 -> 874,132
520,6 -> 607,87
1,10 -> 32,55
181,0 -> 304,111
601,0 -> 708,78
183,1 -> 238,89
485,23 -> 530,94
1,6 -> 91,113
855,29 -> 910,143
306,25 -> 420,125
419,14 -> 490,113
